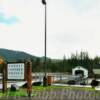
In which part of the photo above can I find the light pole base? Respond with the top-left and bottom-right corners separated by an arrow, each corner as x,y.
43,76 -> 47,86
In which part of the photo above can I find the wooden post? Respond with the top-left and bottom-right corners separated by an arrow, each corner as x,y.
2,63 -> 7,93
24,63 -> 27,81
47,75 -> 52,86
26,61 -> 32,97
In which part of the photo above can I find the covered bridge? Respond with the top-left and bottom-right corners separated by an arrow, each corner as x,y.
72,66 -> 88,78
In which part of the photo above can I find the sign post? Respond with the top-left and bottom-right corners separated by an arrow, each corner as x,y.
2,62 -> 7,93
26,61 -> 32,97
1,61 -> 32,96
0,58 -> 7,93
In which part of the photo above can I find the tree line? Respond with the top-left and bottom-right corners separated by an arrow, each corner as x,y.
31,51 -> 100,76
0,51 -> 100,77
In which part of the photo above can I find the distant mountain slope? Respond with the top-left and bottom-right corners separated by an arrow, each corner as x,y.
0,48 -> 37,62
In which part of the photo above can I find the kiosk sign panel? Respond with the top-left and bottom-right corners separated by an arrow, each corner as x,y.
7,63 -> 25,80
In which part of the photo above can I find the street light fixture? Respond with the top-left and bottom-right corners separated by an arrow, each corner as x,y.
42,0 -> 47,86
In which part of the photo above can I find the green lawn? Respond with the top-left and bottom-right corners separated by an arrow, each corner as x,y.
0,88 -> 37,97
33,85 -> 96,91
0,85 -> 97,97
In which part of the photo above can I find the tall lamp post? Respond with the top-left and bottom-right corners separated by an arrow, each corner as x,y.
42,0 -> 47,86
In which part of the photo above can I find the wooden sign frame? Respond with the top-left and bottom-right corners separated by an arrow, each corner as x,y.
2,61 -> 32,95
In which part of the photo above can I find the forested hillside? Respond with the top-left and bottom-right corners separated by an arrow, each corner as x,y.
0,48 -> 100,74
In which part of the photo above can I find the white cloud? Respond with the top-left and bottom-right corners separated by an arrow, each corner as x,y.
66,0 -> 99,15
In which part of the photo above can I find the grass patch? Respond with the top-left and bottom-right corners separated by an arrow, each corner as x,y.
0,88 -> 37,97
62,86 -> 95,91
7,89 -> 26,97
0,93 -> 3,97
32,85 -> 96,92
0,85 -> 98,97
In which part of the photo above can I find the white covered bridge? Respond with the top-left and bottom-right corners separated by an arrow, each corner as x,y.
72,66 -> 88,78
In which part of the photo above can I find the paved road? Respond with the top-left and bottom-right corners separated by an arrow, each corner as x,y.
0,75 -> 100,91
0,75 -> 69,89
0,79 -> 41,89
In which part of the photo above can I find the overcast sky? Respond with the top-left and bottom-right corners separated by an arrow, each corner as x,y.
0,0 -> 100,59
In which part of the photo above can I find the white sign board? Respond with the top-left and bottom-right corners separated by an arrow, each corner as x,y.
7,63 -> 25,80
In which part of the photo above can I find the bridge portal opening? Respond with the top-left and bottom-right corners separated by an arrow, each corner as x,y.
75,70 -> 84,77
